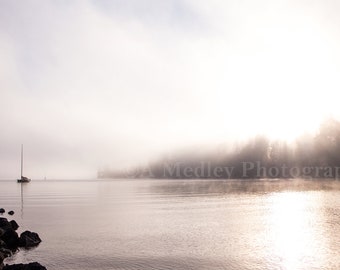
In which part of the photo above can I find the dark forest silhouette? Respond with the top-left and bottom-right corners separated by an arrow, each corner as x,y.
100,118 -> 340,179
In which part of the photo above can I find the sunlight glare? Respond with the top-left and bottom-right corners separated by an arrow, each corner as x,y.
210,14 -> 339,142
267,192 -> 322,269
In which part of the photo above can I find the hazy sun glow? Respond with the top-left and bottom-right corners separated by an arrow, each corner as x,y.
210,14 -> 338,142
1,1 -> 340,178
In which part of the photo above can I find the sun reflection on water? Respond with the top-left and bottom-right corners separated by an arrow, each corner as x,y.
267,191 -> 323,269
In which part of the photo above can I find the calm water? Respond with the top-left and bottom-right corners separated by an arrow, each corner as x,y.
0,179 -> 339,270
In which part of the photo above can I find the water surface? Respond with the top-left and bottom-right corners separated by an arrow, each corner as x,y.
0,179 -> 339,270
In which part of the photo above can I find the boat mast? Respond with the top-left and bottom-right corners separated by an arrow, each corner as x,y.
21,144 -> 23,178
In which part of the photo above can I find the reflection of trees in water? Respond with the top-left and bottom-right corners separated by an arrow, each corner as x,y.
145,179 -> 340,196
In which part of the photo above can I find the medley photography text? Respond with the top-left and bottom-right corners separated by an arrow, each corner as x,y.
129,161 -> 340,179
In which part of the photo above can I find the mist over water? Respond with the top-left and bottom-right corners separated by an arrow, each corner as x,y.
1,1 -> 340,270
2,1 -> 340,179
1,179 -> 339,270
101,118 -> 340,180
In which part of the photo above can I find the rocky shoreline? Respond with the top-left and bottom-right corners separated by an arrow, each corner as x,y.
0,208 -> 46,270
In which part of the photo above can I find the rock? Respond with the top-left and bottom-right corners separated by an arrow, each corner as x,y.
18,231 -> 41,248
0,251 -> 4,263
0,219 -> 11,231
3,262 -> 47,270
0,239 -> 6,247
0,209 -> 4,214
0,229 -> 18,249
0,248 -> 12,258
7,212 -> 14,216
9,221 -> 18,231
0,219 -> 44,270
0,247 -> 12,270
0,248 -> 12,270
0,240 -> 7,250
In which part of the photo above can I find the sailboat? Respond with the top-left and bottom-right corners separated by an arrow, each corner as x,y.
17,144 -> 31,183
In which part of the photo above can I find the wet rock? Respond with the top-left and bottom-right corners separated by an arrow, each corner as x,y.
0,248 -> 12,270
0,251 -> 4,263
0,219 -> 19,249
9,221 -> 18,231
0,229 -> 18,249
0,248 -> 12,258
0,209 -> 4,214
3,262 -> 47,270
18,231 -> 41,248
0,239 -> 6,247
0,219 -> 44,270
7,212 -> 14,216
0,219 -> 11,231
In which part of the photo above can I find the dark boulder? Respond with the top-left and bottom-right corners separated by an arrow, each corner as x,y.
9,221 -> 19,231
0,218 -> 11,231
7,211 -> 14,216
3,262 -> 47,270
18,231 -> 41,248
0,229 -> 5,238
0,239 -> 6,247
0,229 -> 19,249
0,219 -> 44,270
0,247 -> 12,269
0,250 -> 4,263
0,244 -> 12,269
0,247 -> 12,257
0,209 -> 5,214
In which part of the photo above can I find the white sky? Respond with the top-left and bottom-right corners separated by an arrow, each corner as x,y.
1,0 -> 340,179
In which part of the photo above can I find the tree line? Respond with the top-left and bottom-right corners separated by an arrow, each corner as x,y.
99,118 -> 340,179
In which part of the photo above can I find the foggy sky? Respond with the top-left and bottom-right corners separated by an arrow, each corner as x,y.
1,0 -> 340,179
